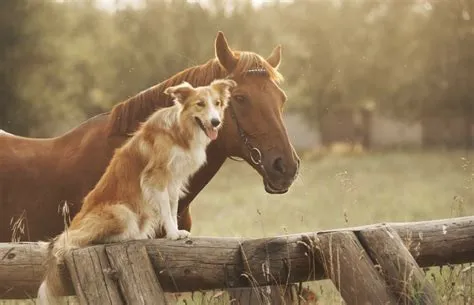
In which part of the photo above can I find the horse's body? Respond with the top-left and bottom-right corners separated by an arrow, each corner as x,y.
0,32 -> 300,242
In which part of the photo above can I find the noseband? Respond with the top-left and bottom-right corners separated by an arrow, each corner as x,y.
226,79 -> 300,189
225,68 -> 268,170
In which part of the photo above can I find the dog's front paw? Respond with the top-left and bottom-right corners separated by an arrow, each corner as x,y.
177,229 -> 190,239
165,229 -> 190,240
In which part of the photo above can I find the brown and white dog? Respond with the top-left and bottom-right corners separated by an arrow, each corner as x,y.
36,79 -> 236,304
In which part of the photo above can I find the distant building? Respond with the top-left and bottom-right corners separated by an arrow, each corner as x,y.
283,111 -> 473,150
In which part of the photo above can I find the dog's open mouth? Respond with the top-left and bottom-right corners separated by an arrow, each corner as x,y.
264,179 -> 288,194
195,117 -> 219,140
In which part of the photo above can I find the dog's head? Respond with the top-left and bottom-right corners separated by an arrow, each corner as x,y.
164,79 -> 236,140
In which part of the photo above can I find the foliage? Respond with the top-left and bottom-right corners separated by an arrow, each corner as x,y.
0,0 -> 472,137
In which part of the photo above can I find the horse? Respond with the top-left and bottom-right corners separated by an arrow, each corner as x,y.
0,31 -> 300,242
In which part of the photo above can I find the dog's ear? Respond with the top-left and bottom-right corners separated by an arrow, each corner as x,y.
164,82 -> 195,104
210,79 -> 237,102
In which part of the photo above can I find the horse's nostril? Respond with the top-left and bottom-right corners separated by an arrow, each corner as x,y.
211,118 -> 221,127
272,157 -> 286,175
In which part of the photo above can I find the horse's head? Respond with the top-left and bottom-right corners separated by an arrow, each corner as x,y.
214,32 -> 300,194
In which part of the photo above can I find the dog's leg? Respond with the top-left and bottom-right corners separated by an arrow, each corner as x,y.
168,187 -> 180,229
155,189 -> 189,240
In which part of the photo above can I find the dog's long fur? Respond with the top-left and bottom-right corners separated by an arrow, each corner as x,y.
0,129 -> 13,136
36,79 -> 236,304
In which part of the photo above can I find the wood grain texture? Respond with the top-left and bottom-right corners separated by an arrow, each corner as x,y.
105,243 -> 168,305
359,225 -> 438,305
1,216 -> 474,299
316,231 -> 397,305
64,246 -> 123,305
229,237 -> 308,305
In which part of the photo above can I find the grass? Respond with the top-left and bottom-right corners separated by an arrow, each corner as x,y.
2,149 -> 473,304
180,149 -> 474,304
191,150 -> 474,237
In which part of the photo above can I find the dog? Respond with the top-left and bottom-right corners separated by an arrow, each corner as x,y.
0,129 -> 13,136
36,79 -> 236,304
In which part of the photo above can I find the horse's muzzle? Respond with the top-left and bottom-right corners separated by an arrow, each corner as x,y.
263,157 -> 300,194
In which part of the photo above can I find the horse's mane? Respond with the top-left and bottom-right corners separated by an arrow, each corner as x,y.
106,51 -> 283,136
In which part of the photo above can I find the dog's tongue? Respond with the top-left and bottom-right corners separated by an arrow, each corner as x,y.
205,127 -> 218,140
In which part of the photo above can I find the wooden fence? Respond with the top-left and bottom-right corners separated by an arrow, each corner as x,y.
1,216 -> 474,304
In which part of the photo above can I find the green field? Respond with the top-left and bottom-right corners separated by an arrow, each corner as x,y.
191,150 -> 474,237
183,150 -> 474,304
2,150 -> 473,304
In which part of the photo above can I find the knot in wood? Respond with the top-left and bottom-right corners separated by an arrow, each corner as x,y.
104,267 -> 119,280
7,253 -> 15,259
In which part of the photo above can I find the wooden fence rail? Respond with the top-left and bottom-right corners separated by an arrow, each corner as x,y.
1,216 -> 474,302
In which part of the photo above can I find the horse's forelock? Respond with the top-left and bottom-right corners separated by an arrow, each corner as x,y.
232,51 -> 283,83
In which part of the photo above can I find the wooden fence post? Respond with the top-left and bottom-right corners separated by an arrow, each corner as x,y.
65,243 -> 168,305
358,225 -> 439,305
64,246 -> 123,305
315,231 -> 397,305
228,235 -> 315,305
105,243 -> 168,305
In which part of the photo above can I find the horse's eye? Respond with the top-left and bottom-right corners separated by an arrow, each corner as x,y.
233,95 -> 246,103
197,101 -> 205,107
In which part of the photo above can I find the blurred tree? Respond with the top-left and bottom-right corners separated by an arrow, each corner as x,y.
0,0 -> 472,148
420,0 -> 474,148
0,0 -> 44,135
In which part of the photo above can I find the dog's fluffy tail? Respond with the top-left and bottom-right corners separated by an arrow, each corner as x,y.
36,231 -> 81,305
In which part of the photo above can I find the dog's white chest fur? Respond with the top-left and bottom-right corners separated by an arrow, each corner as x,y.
169,135 -> 208,186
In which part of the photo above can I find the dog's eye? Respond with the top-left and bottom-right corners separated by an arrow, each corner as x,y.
215,100 -> 221,107
197,101 -> 205,107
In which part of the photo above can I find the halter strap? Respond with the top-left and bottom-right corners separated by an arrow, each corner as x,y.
228,102 -> 263,166
226,68 -> 269,175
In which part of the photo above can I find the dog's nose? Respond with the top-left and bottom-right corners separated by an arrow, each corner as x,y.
210,118 -> 221,127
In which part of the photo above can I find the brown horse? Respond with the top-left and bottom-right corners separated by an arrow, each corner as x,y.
0,32 -> 300,242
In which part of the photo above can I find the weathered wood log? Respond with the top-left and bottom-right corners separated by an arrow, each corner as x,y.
316,231 -> 397,305
227,237 -> 302,305
105,243 -> 168,305
64,245 -> 123,305
358,225 -> 438,305
1,216 -> 474,299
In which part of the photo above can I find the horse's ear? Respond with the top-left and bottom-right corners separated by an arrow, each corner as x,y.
266,45 -> 282,69
211,79 -> 237,101
164,82 -> 195,104
215,31 -> 238,73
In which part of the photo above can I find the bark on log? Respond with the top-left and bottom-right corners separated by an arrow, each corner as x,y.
358,225 -> 439,305
105,243 -> 168,305
64,245 -> 123,305
1,216 -> 474,299
316,231 -> 397,305
227,237 -> 304,305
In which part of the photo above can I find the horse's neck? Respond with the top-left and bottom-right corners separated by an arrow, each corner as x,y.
108,60 -> 226,137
